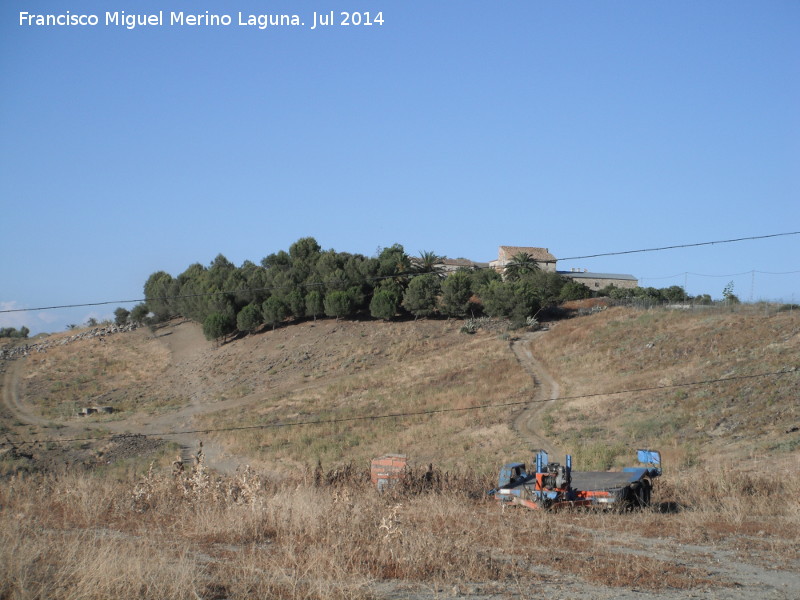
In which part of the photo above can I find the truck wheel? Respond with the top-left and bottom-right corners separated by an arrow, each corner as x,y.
639,479 -> 652,507
627,482 -> 643,509
628,480 -> 651,509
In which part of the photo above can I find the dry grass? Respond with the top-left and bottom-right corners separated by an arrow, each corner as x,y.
194,320 -> 532,472
19,327 -> 180,417
535,307 -> 800,464
4,307 -> 799,597
3,455 -> 798,599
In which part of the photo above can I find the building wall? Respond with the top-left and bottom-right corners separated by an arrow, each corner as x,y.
541,261 -> 557,273
494,247 -> 558,273
565,276 -> 638,290
491,260 -> 557,273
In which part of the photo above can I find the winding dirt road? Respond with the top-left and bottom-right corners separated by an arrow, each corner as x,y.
2,359 -> 52,428
0,323 -> 242,472
509,330 -> 563,458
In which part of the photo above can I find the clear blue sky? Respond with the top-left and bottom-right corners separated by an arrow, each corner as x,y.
2,1 -> 798,334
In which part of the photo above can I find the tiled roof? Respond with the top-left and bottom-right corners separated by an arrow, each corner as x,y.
499,246 -> 557,263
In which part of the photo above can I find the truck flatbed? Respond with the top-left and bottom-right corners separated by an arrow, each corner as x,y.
570,468 -> 649,492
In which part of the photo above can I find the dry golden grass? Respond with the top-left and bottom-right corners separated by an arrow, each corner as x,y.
194,320 -> 532,472
4,307 -> 799,598
3,455 -> 798,600
19,327 -> 179,417
535,306 -> 800,465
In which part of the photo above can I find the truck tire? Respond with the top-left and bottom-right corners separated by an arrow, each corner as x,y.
627,480 -> 652,509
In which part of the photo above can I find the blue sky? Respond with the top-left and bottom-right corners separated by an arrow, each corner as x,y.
2,1 -> 798,334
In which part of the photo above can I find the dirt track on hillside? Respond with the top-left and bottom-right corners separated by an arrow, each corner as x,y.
5,319 -> 497,473
2,359 -> 52,428
0,323 -> 240,471
509,330 -> 564,458
2,321 -> 568,473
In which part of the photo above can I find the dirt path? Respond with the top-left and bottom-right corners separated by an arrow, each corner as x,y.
97,321 -> 377,472
160,323 -> 570,471
509,330 -> 563,458
3,322 -> 566,473
4,320 -> 432,474
2,359 -> 52,428
128,321 -> 242,473
0,323 -> 240,473
559,521 -> 800,600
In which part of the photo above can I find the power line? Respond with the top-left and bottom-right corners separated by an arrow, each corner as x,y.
2,368 -> 795,448
639,269 -> 800,292
748,269 -> 800,276
557,231 -> 800,261
2,230 -> 798,315
641,270 -> 763,282
638,272 -> 688,281
686,270 -> 797,278
1,298 -> 157,313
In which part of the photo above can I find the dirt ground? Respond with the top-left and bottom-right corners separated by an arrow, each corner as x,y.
510,329 -> 564,458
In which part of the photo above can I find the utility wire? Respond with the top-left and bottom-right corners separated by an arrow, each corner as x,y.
2,231 -> 799,315
643,269 -> 800,281
557,231 -> 800,261
2,368 -> 795,448
639,270 -> 759,284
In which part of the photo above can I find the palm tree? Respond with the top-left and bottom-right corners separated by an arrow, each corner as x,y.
504,252 -> 540,281
413,250 -> 444,275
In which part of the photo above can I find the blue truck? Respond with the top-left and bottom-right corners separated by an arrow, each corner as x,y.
489,449 -> 662,510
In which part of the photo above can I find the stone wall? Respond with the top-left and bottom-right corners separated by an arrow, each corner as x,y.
0,323 -> 140,360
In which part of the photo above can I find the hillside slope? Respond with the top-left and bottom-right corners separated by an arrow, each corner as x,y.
3,305 -> 798,475
533,306 -> 799,468
4,318 -> 534,473
3,306 -> 799,600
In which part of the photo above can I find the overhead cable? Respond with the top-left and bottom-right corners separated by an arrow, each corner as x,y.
557,231 -> 799,261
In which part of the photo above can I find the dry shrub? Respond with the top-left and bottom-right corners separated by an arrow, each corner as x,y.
0,464 -> 525,598
219,553 -> 373,600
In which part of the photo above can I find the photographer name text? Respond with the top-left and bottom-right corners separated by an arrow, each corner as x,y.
19,10 -> 385,31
